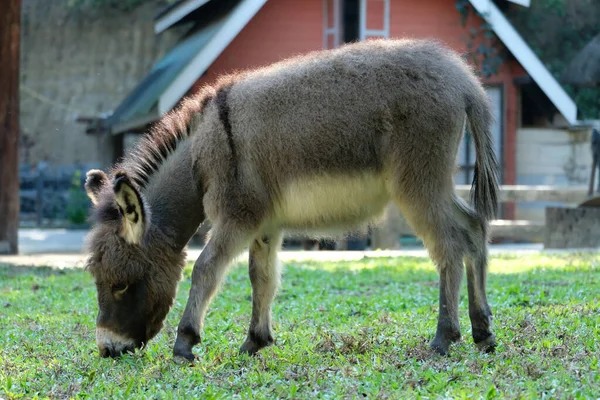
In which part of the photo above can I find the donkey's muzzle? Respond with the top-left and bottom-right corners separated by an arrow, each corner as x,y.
96,326 -> 136,358
99,343 -> 135,358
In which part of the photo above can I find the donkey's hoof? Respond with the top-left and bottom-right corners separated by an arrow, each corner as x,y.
173,353 -> 197,364
173,326 -> 201,362
239,333 -> 274,355
239,340 -> 262,356
173,340 -> 197,362
239,338 -> 273,356
430,340 -> 451,356
475,333 -> 496,353
430,333 -> 460,356
173,347 -> 197,362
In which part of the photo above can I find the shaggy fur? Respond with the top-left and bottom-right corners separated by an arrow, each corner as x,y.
116,76 -> 241,189
84,38 -> 500,361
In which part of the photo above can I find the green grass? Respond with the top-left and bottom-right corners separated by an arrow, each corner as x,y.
1,253 -> 599,399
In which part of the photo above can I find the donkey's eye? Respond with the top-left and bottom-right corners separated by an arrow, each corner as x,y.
112,283 -> 129,293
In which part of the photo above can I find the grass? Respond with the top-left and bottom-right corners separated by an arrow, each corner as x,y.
1,252 -> 599,399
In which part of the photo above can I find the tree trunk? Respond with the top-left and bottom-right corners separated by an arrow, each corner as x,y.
0,0 -> 21,254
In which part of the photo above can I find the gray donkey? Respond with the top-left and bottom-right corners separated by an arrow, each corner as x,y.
84,38 -> 499,361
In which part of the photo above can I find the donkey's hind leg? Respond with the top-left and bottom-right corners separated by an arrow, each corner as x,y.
173,221 -> 254,361
394,192 -> 472,355
240,231 -> 283,355
458,199 -> 496,352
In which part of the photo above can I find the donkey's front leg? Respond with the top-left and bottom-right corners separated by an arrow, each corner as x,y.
173,223 -> 252,361
240,231 -> 283,355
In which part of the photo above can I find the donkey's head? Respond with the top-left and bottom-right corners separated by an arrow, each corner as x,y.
84,169 -> 185,358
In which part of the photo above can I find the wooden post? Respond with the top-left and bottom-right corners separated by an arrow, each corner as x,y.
0,0 -> 21,254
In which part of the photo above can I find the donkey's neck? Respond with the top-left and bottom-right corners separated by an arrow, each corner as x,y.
143,138 -> 204,251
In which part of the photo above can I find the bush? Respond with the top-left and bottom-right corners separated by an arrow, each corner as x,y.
66,170 -> 90,226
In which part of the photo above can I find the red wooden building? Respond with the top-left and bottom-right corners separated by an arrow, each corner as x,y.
92,0 -> 585,227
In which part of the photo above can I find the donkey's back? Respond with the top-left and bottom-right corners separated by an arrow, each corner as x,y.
231,38 -> 482,173
198,39 -> 495,235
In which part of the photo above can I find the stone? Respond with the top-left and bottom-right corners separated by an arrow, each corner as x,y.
544,206 -> 600,249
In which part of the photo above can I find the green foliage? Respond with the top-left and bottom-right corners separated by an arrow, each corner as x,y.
66,170 -> 89,226
456,0 -> 600,119
504,0 -> 600,119
565,86 -> 600,121
1,254 -> 599,398
455,0 -> 505,79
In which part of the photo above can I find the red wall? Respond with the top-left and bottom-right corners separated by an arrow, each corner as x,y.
192,0 -> 529,217
192,0 -> 323,89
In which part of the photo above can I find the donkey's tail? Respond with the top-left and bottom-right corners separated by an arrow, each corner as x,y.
465,92 -> 500,223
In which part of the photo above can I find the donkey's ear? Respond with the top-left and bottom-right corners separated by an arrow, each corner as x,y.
113,171 -> 147,244
85,169 -> 109,205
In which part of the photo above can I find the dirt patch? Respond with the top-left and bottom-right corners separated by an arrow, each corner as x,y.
315,329 -> 375,355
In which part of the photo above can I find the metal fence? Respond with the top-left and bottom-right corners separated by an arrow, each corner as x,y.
19,163 -> 98,227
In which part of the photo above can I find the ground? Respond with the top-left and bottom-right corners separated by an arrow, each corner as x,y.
1,252 -> 599,399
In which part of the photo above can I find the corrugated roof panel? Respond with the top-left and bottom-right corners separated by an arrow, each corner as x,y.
104,18 -> 225,133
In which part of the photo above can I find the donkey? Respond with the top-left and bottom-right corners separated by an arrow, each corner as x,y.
84,38 -> 499,361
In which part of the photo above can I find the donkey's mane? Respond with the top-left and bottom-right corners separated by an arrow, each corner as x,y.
114,76 -> 240,189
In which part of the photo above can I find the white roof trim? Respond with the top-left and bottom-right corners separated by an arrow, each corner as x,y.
468,0 -> 578,125
155,0 -> 212,34
158,0 -> 268,114
506,0 -> 530,7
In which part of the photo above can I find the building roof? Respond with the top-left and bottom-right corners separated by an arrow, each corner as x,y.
102,16 -> 226,134
505,0 -> 530,6
101,0 -> 581,134
154,0 -> 213,34
157,0 -> 268,116
561,33 -> 600,87
104,0 -> 267,134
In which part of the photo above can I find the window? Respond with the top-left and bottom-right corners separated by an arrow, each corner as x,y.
359,0 -> 390,40
324,0 -> 389,48
323,0 -> 341,49
343,0 -> 360,43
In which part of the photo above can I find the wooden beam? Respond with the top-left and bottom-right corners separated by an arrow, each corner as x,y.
0,0 -> 21,255
490,219 -> 545,242
455,185 -> 588,204
391,219 -> 544,241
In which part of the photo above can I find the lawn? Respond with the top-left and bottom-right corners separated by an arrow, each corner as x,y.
1,252 -> 599,399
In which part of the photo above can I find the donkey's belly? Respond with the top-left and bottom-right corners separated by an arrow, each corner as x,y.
274,172 -> 390,231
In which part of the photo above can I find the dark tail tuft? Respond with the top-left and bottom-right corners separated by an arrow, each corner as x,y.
465,93 -> 500,222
